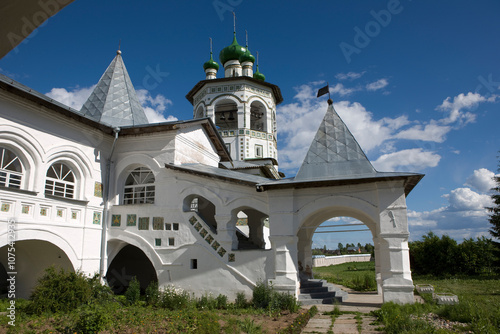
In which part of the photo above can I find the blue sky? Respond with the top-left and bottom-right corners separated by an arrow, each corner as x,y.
1,0 -> 499,249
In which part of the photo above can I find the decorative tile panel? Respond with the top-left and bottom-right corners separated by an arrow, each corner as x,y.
93,211 -> 101,225
71,211 -> 78,220
111,214 -> 121,227
205,234 -> 214,244
40,207 -> 48,216
127,214 -> 137,226
228,253 -> 235,262
217,247 -> 226,257
153,217 -> 164,230
94,182 -> 103,197
189,216 -> 197,225
21,205 -> 30,214
211,241 -> 220,251
199,228 -> 208,238
138,217 -> 149,230
57,209 -> 64,218
1,203 -> 10,212
194,222 -> 202,231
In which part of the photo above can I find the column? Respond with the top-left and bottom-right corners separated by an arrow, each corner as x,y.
268,235 -> 299,295
215,213 -> 238,251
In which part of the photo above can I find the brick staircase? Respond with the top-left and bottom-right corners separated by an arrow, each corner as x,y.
299,279 -> 348,305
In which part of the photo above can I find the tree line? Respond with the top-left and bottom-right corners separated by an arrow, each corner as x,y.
409,232 -> 498,276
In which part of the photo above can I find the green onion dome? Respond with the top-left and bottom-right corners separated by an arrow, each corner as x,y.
203,53 -> 219,71
253,65 -> 265,81
219,33 -> 247,65
239,47 -> 255,63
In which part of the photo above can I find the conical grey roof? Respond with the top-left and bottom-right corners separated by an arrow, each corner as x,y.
80,51 -> 149,127
294,100 -> 376,181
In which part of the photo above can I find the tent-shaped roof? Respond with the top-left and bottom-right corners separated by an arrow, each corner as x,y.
295,100 -> 376,180
80,51 -> 148,127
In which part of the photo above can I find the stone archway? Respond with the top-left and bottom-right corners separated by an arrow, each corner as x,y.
106,244 -> 158,294
0,240 -> 74,299
295,199 -> 378,288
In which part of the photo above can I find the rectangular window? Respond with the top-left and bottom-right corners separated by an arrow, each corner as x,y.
173,223 -> 179,231
168,237 -> 175,246
155,238 -> 161,246
255,145 -> 263,158
191,259 -> 197,269
165,223 -> 172,230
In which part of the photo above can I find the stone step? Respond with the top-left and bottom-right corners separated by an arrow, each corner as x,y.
299,279 -> 348,305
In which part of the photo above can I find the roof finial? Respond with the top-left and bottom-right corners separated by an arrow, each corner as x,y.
232,11 -> 236,34
245,30 -> 248,47
209,37 -> 213,54
256,51 -> 259,66
117,39 -> 121,55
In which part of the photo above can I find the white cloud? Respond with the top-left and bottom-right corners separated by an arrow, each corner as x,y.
465,168 -> 497,193
136,89 -> 177,123
46,86 -> 177,123
277,83 -> 498,177
46,85 -> 95,110
444,187 -> 493,211
330,83 -> 359,96
393,121 -> 451,143
372,148 -> 441,172
366,78 -> 388,91
335,71 -> 366,80
437,92 -> 497,125
408,168 -> 496,242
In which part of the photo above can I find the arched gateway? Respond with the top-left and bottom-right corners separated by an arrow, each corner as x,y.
255,99 -> 423,303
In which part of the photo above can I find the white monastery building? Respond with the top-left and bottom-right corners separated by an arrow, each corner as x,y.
0,31 -> 423,304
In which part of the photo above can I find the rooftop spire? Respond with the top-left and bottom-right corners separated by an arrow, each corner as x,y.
294,101 -> 376,180
80,50 -> 148,127
233,11 -> 236,34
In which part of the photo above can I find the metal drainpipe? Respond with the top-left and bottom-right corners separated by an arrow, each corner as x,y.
99,127 -> 120,281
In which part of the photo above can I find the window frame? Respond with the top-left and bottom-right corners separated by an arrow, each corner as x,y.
0,147 -> 23,189
123,167 -> 156,205
45,162 -> 76,199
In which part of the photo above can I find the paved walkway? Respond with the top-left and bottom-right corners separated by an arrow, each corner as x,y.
301,287 -> 383,333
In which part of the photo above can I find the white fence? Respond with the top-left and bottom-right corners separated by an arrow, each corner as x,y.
312,254 -> 372,267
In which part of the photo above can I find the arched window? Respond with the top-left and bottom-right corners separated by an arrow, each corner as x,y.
123,167 -> 155,204
0,147 -> 22,189
45,162 -> 75,198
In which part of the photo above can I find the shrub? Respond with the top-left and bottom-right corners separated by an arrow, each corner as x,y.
215,294 -> 228,309
252,281 -> 300,312
235,292 -> 247,308
74,305 -> 112,334
252,281 -> 272,309
159,285 -> 193,310
197,293 -> 217,310
352,273 -> 377,291
29,266 -> 111,315
124,276 -> 141,304
145,281 -> 159,306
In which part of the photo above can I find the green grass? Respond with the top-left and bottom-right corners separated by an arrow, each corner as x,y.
313,261 -> 377,291
314,261 -> 500,333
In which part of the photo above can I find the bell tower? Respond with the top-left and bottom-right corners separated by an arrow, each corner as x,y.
186,32 -> 282,168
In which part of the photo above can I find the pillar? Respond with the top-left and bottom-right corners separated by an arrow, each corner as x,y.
268,235 -> 298,295
215,213 -> 238,251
